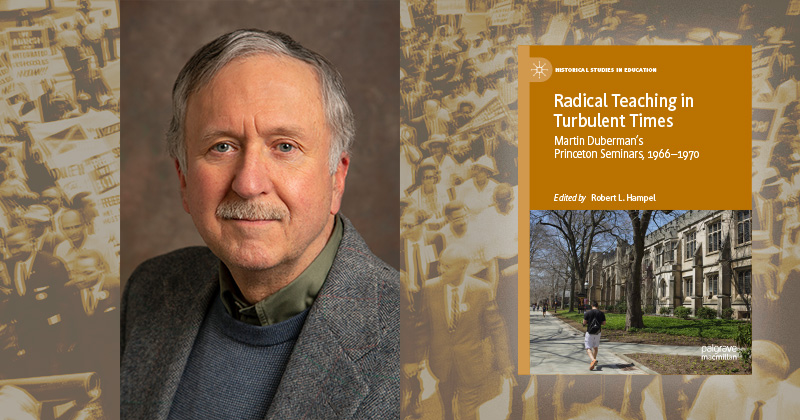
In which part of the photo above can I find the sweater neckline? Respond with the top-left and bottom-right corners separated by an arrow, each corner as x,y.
211,297 -> 308,347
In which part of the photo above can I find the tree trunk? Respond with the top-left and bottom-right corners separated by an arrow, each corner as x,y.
626,233 -> 645,329
568,273 -> 576,312
626,211 -> 648,330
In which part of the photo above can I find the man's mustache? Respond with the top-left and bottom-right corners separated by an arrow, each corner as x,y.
216,200 -> 288,221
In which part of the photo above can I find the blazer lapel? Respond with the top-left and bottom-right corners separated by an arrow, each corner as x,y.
265,220 -> 381,419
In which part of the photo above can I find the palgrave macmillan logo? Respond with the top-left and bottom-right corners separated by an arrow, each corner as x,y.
530,57 -> 553,82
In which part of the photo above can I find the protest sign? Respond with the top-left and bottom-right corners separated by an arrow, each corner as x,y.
457,97 -> 511,134
401,0 -> 414,28
752,45 -> 780,93
578,0 -> 599,20
461,13 -> 488,37
490,1 -> 514,26
437,0 -> 466,15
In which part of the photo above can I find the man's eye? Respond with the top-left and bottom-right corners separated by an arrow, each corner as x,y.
212,143 -> 232,153
277,143 -> 294,153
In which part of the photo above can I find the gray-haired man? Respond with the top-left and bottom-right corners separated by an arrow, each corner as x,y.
121,29 -> 399,419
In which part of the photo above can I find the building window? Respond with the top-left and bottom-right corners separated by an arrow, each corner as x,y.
685,231 -> 696,259
707,273 -> 719,296
660,280 -> 666,298
684,277 -> 693,297
737,210 -> 751,244
737,270 -> 752,295
655,245 -> 663,266
707,221 -> 722,253
665,241 -> 675,263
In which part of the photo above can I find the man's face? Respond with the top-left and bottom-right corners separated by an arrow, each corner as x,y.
25,220 -> 46,236
439,252 -> 466,284
42,188 -> 61,213
61,210 -> 86,243
6,230 -> 32,261
178,55 -> 348,274
422,168 -> 437,187
473,167 -> 489,183
401,213 -> 422,242
496,197 -> 512,213
61,211 -> 86,244
494,186 -> 514,213
71,257 -> 101,289
447,208 -> 468,233
424,101 -> 437,117
431,144 -> 445,159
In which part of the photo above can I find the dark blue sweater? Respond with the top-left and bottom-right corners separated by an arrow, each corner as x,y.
168,297 -> 307,420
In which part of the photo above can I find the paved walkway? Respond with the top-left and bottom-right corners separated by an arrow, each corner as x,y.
530,311 -> 706,374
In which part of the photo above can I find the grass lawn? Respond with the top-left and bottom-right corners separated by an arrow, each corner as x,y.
556,311 -> 747,342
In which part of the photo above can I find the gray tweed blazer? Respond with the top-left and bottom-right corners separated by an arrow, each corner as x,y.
121,217 -> 400,419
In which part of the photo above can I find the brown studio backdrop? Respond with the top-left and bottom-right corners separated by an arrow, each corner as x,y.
120,0 -> 400,284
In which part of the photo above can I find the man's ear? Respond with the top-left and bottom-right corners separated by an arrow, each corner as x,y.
330,153 -> 350,215
175,159 -> 190,214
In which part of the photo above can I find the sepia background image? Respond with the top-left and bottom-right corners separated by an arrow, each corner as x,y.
3,0 -> 800,418
402,0 -> 800,418
0,0 -> 120,418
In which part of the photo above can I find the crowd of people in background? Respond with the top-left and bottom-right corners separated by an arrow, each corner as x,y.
401,0 -> 800,418
401,0 -> 524,417
0,1 -> 120,418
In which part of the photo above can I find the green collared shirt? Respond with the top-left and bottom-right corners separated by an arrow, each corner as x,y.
219,215 -> 343,326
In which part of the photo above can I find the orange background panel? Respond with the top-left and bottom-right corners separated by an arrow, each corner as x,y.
519,46 -> 751,210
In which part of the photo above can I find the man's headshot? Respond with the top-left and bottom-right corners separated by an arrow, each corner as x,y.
121,28 -> 399,419
120,1 -> 399,279
171,31 -> 352,293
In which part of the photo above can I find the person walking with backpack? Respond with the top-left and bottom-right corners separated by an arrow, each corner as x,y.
583,301 -> 606,371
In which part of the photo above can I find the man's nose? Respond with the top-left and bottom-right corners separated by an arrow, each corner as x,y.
231,146 -> 274,199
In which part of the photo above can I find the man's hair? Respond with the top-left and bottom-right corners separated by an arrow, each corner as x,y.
167,29 -> 355,174
443,200 -> 465,219
417,163 -> 439,184
778,121 -> 798,136
783,100 -> 800,118
6,226 -> 30,242
592,301 -> 599,308
60,208 -> 86,228
752,340 -> 789,380
492,183 -> 513,204
74,249 -> 109,273
789,65 -> 800,80
408,208 -> 430,226
440,243 -> 470,269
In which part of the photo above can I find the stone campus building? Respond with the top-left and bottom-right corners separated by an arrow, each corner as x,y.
585,210 -> 753,319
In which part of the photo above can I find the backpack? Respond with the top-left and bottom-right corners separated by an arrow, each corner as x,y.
587,311 -> 601,335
